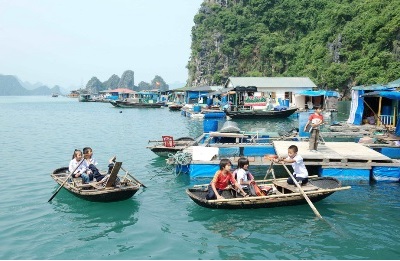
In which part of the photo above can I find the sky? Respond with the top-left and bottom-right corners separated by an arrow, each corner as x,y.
0,0 -> 203,89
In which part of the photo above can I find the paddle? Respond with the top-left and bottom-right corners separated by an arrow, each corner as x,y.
48,158 -> 85,202
264,161 -> 276,180
111,156 -> 147,188
280,163 -> 323,219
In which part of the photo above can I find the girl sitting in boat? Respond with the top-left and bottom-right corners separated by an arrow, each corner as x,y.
234,157 -> 255,191
206,159 -> 248,200
69,149 -> 85,179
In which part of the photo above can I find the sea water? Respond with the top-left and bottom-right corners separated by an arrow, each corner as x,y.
0,96 -> 399,259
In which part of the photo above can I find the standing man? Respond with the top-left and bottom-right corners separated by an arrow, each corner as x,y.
304,106 -> 324,152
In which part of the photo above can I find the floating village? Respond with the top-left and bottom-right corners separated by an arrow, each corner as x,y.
53,76 -> 400,212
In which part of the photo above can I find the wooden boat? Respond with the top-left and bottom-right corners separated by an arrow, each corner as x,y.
168,103 -> 183,111
109,100 -> 163,108
50,162 -> 141,202
147,136 -> 197,157
79,94 -> 95,102
186,176 -> 350,209
225,107 -> 298,119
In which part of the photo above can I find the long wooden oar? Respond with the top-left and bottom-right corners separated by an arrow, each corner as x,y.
48,158 -> 85,202
264,161 -> 276,180
115,159 -> 147,188
281,163 -> 323,219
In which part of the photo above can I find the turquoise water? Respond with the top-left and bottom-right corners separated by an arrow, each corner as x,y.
1,96 -> 399,260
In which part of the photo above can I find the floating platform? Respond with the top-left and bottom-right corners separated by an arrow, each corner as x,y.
175,141 -> 400,181
273,141 -> 395,167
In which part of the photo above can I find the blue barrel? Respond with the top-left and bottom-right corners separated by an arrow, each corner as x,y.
284,99 -> 289,107
193,105 -> 201,112
278,98 -> 282,106
203,120 -> 218,133
204,112 -> 226,118
298,112 -> 313,138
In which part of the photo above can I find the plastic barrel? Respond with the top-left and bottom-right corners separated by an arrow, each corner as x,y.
203,120 -> 218,133
193,105 -> 201,112
284,99 -> 289,107
299,112 -> 313,138
204,112 -> 226,118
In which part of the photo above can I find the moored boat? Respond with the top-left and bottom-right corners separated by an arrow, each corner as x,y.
50,162 -> 142,202
225,107 -> 298,119
168,103 -> 184,111
186,176 -> 350,209
109,100 -> 164,108
147,136 -> 198,157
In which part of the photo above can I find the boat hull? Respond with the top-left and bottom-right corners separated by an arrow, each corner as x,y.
110,100 -> 163,108
186,177 -> 349,209
147,137 -> 197,157
226,108 -> 297,119
51,167 -> 140,202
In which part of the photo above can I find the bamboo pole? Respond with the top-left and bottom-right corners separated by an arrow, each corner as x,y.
378,97 -> 382,126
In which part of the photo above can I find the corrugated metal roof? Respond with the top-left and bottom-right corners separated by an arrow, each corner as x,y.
188,86 -> 223,92
387,78 -> 400,88
351,84 -> 394,91
225,77 -> 317,88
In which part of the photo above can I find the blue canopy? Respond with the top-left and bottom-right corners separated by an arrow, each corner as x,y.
362,91 -> 400,100
296,90 -> 340,97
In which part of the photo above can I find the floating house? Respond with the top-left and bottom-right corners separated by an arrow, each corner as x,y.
222,77 -> 317,111
294,90 -> 340,111
347,84 -> 398,127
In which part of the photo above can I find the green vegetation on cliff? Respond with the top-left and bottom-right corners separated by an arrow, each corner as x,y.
187,0 -> 400,94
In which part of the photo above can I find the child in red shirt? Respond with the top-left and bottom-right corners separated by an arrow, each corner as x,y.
206,159 -> 248,200
304,107 -> 324,151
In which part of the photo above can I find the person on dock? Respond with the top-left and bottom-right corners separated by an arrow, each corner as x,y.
274,145 -> 308,185
304,106 -> 324,152
206,159 -> 249,200
68,149 -> 85,179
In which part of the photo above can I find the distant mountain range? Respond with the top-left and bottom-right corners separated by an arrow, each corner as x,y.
0,73 -> 186,96
0,74 -> 61,96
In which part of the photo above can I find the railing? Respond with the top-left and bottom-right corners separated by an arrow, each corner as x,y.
378,115 -> 395,127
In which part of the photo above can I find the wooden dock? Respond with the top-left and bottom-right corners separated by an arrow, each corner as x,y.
273,141 -> 398,169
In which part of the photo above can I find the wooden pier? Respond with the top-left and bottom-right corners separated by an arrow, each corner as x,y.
273,141 -> 398,169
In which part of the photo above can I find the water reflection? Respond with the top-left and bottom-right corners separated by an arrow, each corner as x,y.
52,192 -> 140,240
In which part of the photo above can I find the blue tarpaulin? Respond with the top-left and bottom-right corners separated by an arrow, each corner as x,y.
362,91 -> 400,100
296,90 -> 340,97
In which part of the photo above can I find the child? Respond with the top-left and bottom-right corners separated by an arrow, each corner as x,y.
81,147 -> 104,183
304,106 -> 324,152
68,149 -> 85,178
234,157 -> 255,190
206,159 -> 248,200
274,145 -> 308,185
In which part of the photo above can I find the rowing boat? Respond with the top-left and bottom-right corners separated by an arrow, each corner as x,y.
186,176 -> 350,209
50,163 -> 141,202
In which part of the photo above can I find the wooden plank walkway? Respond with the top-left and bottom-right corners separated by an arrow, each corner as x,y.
273,141 -> 393,165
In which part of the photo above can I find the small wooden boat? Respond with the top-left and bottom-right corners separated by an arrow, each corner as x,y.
186,176 -> 350,209
50,162 -> 141,202
168,103 -> 183,111
225,107 -> 298,119
147,136 -> 197,157
109,100 -> 163,108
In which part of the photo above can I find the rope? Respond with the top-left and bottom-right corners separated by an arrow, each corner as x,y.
165,151 -> 192,177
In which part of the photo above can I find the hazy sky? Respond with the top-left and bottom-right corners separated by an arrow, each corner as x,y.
0,0 -> 203,89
